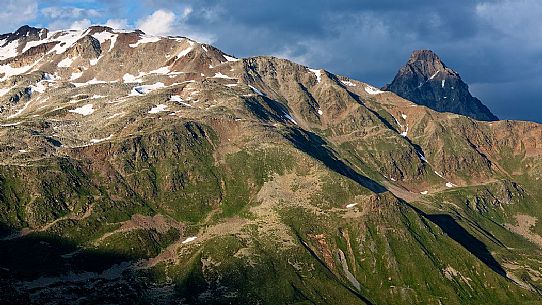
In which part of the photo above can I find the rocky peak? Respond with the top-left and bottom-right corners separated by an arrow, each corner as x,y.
87,25 -> 114,35
384,49 -> 498,121
14,25 -> 45,38
1,25 -> 47,42
405,50 -> 458,79
67,35 -> 102,59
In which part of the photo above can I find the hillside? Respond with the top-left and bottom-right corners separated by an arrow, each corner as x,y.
0,25 -> 541,304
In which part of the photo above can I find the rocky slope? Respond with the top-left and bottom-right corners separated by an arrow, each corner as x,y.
0,25 -> 541,304
383,50 -> 498,121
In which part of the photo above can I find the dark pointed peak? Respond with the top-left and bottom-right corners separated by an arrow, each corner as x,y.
384,49 -> 498,121
1,25 -> 47,42
408,50 -> 442,64
15,25 -> 37,35
14,25 -> 47,38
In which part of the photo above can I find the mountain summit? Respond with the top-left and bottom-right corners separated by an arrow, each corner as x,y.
384,50 -> 498,121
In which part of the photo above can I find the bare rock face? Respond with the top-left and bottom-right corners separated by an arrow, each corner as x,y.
384,50 -> 498,121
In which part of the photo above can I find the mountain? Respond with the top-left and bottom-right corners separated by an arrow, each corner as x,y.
0,25 -> 541,304
383,50 -> 498,121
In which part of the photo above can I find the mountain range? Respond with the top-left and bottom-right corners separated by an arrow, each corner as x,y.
0,25 -> 541,304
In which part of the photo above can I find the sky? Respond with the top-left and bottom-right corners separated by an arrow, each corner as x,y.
2,0 -> 541,122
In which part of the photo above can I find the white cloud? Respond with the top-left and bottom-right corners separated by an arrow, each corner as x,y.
42,7 -> 100,19
181,7 -> 193,20
129,7 -> 216,42
105,18 -> 129,29
69,19 -> 92,30
476,0 -> 542,43
137,9 -> 176,36
0,0 -> 38,33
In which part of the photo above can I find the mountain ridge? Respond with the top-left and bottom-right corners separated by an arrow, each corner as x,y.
0,25 -> 541,304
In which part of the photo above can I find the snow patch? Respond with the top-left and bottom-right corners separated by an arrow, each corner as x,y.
284,113 -> 298,125
22,38 -> 48,54
170,95 -> 192,107
57,57 -> 74,68
341,80 -> 356,87
309,68 -> 322,83
317,109 -> 323,115
50,30 -> 86,55
131,82 -> 165,95
149,66 -> 170,74
69,71 -> 83,81
69,104 -> 94,116
441,79 -> 446,88
429,70 -> 440,80
434,171 -> 444,178
0,64 -> 34,81
90,134 -> 113,144
420,191 -> 428,195
223,55 -> 239,62
401,114 -> 407,120
212,72 -> 233,79
0,39 -> 19,60
129,35 -> 161,48
249,85 -> 264,96
0,87 -> 12,97
89,56 -> 102,66
177,47 -> 193,57
170,95 -> 183,102
346,203 -> 358,209
365,85 -> 384,95
400,126 -> 409,137
0,122 -> 22,127
30,81 -> 47,94
445,182 -> 456,188
416,151 -> 428,163
123,72 -> 147,83
182,236 -> 197,244
148,104 -> 168,114
43,73 -> 56,81
92,31 -> 118,52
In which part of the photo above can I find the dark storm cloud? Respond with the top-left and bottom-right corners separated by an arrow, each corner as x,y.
154,0 -> 540,121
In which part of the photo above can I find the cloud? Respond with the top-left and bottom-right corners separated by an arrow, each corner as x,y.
69,19 -> 92,30
105,18 -> 129,29
132,7 -> 216,43
41,7 -> 101,19
136,9 -> 176,36
0,0 -> 38,33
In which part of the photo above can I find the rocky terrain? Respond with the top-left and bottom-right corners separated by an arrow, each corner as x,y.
0,25 -> 541,304
384,50 -> 499,121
